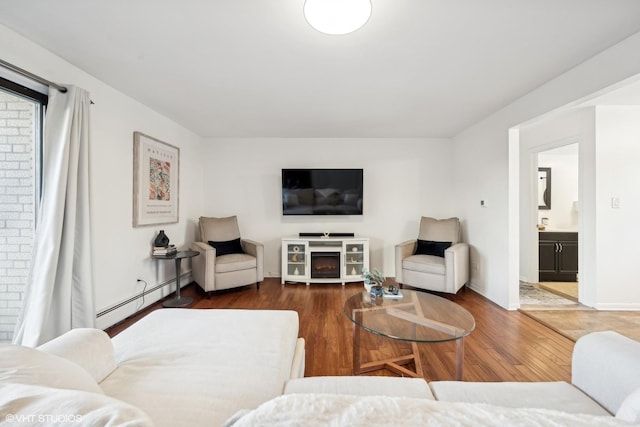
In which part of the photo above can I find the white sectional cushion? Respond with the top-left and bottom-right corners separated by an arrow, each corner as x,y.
289,338 -> 306,379
100,308 -> 300,427
0,383 -> 153,426
0,344 -> 102,394
572,331 -> 640,414
225,393 -> 627,427
285,376 -> 434,399
430,381 -> 610,416
37,328 -> 116,383
616,387 -> 640,423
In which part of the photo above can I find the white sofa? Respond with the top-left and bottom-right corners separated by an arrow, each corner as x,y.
270,331 -> 640,426
431,330 -> 640,417
0,309 -> 305,427
3,309 -> 639,426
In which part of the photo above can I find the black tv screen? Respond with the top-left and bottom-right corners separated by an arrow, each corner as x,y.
282,169 -> 363,215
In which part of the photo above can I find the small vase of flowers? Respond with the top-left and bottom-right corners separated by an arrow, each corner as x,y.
362,268 -> 385,297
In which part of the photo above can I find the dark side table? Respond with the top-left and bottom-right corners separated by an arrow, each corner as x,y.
153,250 -> 200,308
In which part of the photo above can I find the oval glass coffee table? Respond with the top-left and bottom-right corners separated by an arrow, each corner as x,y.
343,289 -> 475,380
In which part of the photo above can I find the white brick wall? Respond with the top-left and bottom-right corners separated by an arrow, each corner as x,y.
0,92 -> 35,343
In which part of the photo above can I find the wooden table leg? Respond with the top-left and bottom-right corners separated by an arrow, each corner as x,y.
351,299 -> 425,378
352,317 -> 423,377
412,342 -> 424,378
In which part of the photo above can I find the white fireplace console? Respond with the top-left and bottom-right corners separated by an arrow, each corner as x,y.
281,236 -> 369,286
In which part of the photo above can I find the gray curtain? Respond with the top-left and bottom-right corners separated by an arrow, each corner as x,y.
13,86 -> 94,346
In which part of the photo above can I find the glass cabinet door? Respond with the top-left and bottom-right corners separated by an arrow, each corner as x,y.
344,242 -> 365,277
287,242 -> 307,277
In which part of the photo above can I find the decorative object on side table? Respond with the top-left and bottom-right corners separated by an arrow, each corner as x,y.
153,244 -> 176,256
154,229 -> 170,247
152,230 -> 176,255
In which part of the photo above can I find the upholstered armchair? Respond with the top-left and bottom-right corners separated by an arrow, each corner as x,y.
190,216 -> 264,296
395,217 -> 469,294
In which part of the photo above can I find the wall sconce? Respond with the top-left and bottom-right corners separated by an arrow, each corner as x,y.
304,0 -> 372,35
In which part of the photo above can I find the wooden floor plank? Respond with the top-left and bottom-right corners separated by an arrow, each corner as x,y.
106,279 -> 574,382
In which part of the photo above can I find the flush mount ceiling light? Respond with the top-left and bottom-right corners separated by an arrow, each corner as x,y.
304,0 -> 372,35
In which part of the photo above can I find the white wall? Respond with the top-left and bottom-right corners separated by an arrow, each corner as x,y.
594,106 -> 640,309
0,25 -> 205,329
452,117 -> 510,303
201,138 -> 454,277
454,31 -> 640,309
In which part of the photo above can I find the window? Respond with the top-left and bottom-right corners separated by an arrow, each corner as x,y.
0,76 -> 47,342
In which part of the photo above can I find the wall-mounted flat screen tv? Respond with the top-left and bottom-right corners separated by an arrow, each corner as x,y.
282,169 -> 363,216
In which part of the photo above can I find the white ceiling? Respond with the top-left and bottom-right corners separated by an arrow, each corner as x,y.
1,0 -> 640,138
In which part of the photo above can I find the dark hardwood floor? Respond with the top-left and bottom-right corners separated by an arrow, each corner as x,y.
105,278 -> 574,382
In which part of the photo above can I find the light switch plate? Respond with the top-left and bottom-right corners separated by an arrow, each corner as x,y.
611,197 -> 620,209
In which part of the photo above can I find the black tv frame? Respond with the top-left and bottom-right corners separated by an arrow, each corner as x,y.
282,168 -> 363,216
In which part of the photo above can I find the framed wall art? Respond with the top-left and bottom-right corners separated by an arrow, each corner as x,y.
133,131 -> 179,227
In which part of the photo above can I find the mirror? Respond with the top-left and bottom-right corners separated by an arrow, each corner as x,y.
538,167 -> 551,210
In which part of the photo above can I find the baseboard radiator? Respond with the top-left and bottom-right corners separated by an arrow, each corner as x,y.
95,272 -> 192,329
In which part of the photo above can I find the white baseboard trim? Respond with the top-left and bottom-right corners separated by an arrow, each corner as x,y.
95,272 -> 193,330
594,302 -> 640,311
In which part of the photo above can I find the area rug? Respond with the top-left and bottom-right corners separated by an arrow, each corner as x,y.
520,309 -> 640,342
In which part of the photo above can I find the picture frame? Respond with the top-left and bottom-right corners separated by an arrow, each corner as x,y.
133,131 -> 179,227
